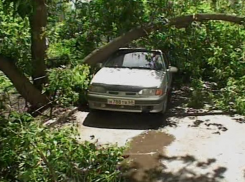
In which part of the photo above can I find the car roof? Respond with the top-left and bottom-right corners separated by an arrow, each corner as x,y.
118,47 -> 162,54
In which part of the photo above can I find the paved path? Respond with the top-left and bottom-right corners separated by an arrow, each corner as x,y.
75,90 -> 245,182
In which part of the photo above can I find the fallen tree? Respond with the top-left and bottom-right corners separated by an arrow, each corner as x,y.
0,55 -> 48,108
84,13 -> 245,65
1,13 -> 245,110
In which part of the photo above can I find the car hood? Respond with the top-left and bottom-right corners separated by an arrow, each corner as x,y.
91,67 -> 164,88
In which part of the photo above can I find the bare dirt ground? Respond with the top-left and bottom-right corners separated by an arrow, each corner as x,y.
74,88 -> 245,182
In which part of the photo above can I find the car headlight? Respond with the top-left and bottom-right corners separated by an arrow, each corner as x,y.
89,85 -> 106,93
139,88 -> 164,96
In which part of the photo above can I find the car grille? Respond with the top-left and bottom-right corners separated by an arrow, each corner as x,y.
99,84 -> 143,92
107,91 -> 137,96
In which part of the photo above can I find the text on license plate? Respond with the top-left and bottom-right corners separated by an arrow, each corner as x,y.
107,99 -> 135,106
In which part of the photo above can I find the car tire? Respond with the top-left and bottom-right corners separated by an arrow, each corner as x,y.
90,108 -> 98,113
158,95 -> 168,115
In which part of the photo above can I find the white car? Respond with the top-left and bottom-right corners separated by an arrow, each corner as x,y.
87,48 -> 177,114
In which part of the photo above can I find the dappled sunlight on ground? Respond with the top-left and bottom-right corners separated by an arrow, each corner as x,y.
74,87 -> 245,182
163,115 -> 245,182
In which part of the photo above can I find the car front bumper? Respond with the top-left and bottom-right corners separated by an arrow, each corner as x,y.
87,93 -> 167,113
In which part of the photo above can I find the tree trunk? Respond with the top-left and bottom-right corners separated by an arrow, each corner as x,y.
84,13 -> 244,65
29,0 -> 48,91
0,55 -> 48,109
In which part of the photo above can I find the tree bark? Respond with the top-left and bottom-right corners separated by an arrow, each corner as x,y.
29,0 -> 48,91
168,13 -> 244,28
84,13 -> 245,65
84,26 -> 154,65
0,55 -> 48,108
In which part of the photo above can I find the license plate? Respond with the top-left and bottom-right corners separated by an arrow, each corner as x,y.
107,99 -> 135,106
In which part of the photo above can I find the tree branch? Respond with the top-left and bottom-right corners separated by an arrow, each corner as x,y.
29,141 -> 57,182
0,55 -> 49,108
83,13 -> 245,65
168,13 -> 245,28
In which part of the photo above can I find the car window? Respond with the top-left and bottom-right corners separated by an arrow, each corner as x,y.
154,55 -> 166,71
104,51 -> 164,70
162,53 -> 170,68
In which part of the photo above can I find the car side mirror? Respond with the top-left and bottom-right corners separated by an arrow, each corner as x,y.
96,63 -> 103,69
169,66 -> 178,73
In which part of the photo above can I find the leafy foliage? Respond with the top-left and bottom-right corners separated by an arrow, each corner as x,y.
2,0 -> 33,18
0,112 -> 124,182
0,73 -> 15,110
3,0 -> 245,180
132,1 -> 245,113
1,0 -> 245,112
46,64 -> 92,107
0,2 -> 31,74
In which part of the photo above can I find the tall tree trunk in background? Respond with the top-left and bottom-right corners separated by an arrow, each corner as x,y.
29,0 -> 47,91
84,13 -> 245,66
0,56 -> 48,108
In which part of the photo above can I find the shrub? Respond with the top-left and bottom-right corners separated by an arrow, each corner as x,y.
46,64 -> 93,107
0,112 -> 125,182
187,78 -> 205,109
213,77 -> 245,114
0,73 -> 15,111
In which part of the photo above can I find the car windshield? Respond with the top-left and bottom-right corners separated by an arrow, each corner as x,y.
104,51 -> 163,70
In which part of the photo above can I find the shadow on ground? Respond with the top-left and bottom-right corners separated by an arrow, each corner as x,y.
167,88 -> 231,118
81,87 -> 230,130
122,154 -> 227,182
79,86 -> 231,182
82,111 -> 168,130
